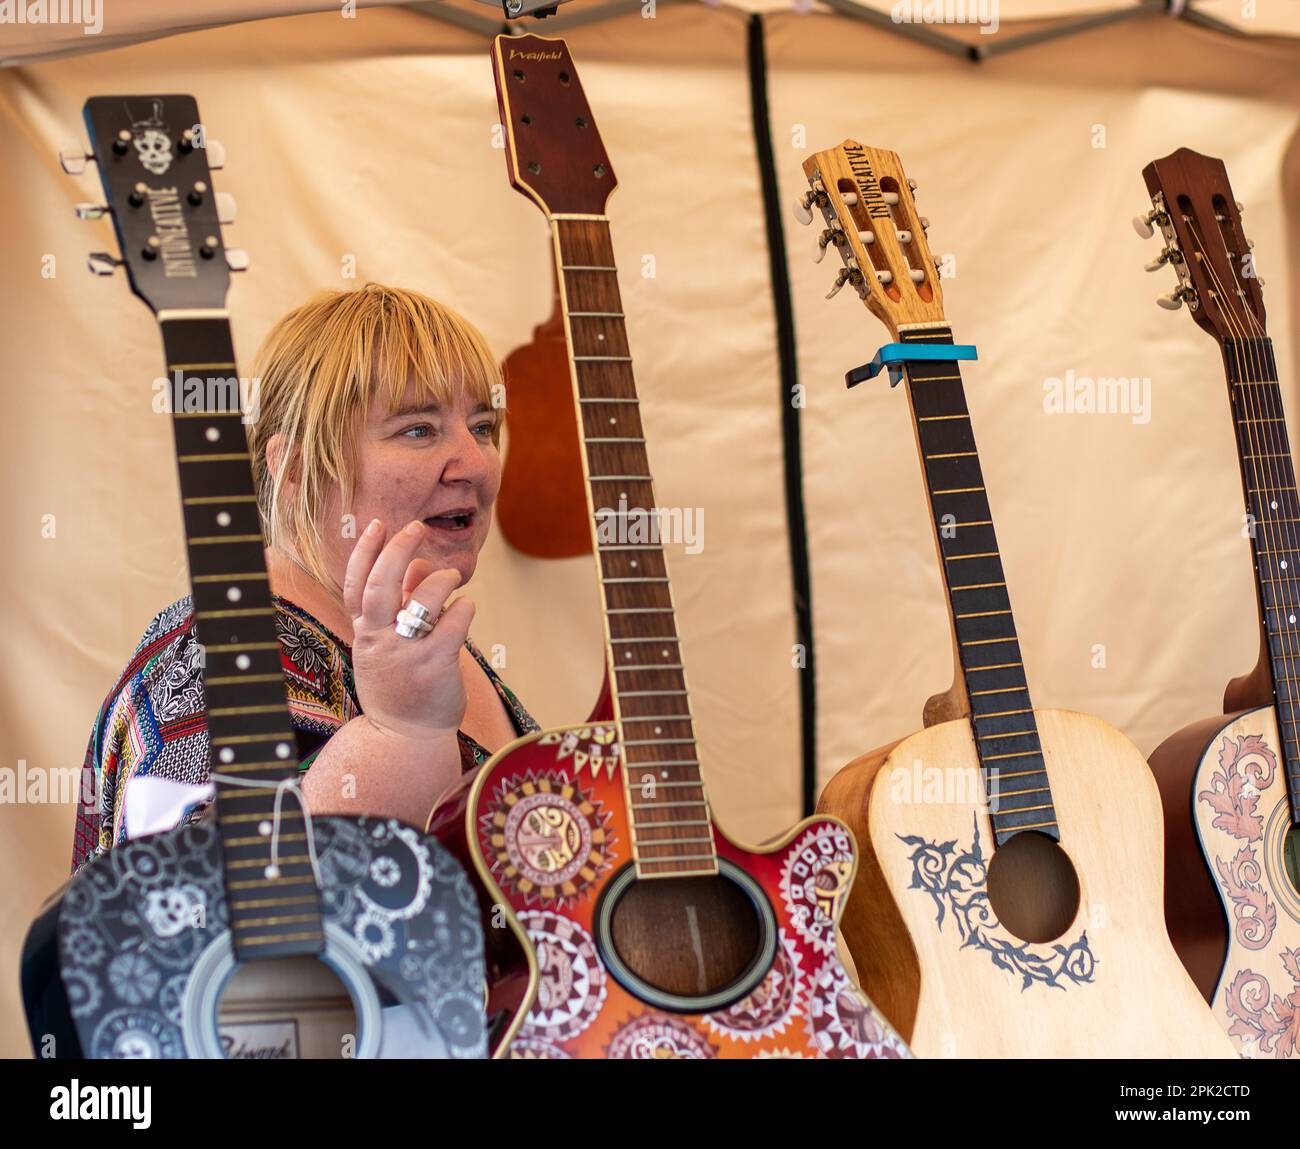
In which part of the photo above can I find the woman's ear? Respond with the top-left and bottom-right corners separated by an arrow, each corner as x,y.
265,432 -> 289,486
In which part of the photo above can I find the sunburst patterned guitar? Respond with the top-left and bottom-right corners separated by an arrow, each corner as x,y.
429,37 -> 910,1060
1141,149 -> 1300,1059
804,141 -> 1237,1058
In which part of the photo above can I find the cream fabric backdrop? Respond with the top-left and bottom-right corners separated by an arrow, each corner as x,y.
0,2 -> 1296,1056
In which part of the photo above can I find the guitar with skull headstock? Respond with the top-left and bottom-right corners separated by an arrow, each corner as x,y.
20,95 -> 489,1060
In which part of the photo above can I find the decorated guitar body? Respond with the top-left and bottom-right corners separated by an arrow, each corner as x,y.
823,710 -> 1239,1057
23,817 -> 486,1058
802,140 -> 1236,1059
1138,148 -> 1300,1058
462,723 -> 906,1059
1150,707 -> 1300,1058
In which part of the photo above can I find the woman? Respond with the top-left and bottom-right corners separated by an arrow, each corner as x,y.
71,284 -> 538,872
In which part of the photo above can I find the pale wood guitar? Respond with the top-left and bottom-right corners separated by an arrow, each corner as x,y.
1141,148 -> 1300,1059
804,141 -> 1237,1058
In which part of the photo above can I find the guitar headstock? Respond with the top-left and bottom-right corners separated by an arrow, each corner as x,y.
799,141 -> 945,337
1138,148 -> 1266,340
67,95 -> 242,314
491,34 -> 616,218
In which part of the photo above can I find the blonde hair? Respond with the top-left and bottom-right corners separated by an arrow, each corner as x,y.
247,283 -> 502,594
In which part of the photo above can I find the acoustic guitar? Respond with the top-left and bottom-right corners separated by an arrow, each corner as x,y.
805,140 -> 1237,1058
1141,148 -> 1300,1059
21,95 -> 487,1059
429,38 -> 911,1060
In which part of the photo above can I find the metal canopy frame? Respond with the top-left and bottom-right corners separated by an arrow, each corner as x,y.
409,0 -> 1268,62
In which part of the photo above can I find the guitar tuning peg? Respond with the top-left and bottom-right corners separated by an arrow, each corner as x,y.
841,192 -> 859,207
1235,201 -> 1244,213
59,146 -> 90,175
858,230 -> 875,245
1144,250 -> 1169,272
908,269 -> 925,283
1132,211 -> 1156,239
1157,286 -> 1197,311
224,248 -> 250,272
826,268 -> 850,299
907,178 -> 917,191
882,191 -> 899,206
74,203 -> 108,220
814,229 -> 835,264
875,270 -> 893,285
215,191 -> 237,225
87,252 -> 121,276
793,193 -> 815,226
919,217 -> 930,231
896,229 -> 913,244
204,139 -> 226,170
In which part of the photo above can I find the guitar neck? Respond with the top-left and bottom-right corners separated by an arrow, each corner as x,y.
550,217 -> 716,877
160,314 -> 325,957
1223,334 -> 1300,819
900,325 -> 1058,846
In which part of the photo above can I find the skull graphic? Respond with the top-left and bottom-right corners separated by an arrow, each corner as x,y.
127,98 -> 173,176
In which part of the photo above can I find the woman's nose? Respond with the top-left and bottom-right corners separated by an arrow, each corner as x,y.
439,421 -> 493,484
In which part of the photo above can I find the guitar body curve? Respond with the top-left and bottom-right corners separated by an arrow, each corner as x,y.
459,721 -> 911,1059
22,816 -> 488,1059
1150,705 -> 1300,1058
819,707 -> 1238,1058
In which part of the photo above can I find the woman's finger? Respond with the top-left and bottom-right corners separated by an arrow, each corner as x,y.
357,520 -> 432,627
402,557 -> 436,600
418,593 -> 476,660
342,518 -> 388,619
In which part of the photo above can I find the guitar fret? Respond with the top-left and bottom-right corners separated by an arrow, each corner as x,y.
634,853 -> 717,864
630,800 -> 708,809
622,738 -> 694,745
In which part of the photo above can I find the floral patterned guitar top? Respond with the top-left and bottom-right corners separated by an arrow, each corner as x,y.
71,594 -> 539,874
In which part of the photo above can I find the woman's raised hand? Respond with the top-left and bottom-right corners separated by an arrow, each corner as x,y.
343,518 -> 474,743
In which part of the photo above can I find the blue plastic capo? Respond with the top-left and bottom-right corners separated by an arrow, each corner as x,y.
846,342 -> 978,388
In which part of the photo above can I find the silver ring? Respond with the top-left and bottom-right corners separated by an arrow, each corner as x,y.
405,599 -> 432,623
395,609 -> 434,640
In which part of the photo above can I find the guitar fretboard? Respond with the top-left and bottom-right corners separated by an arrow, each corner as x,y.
901,325 -> 1058,846
161,315 -> 325,958
553,218 -> 716,877
1225,335 -> 1300,821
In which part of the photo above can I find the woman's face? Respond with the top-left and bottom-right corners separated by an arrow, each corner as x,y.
319,379 -> 502,589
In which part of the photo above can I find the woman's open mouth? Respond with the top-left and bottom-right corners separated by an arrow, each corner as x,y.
423,510 -> 476,534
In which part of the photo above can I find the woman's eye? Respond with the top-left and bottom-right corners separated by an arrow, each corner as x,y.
401,424 -> 433,439
472,422 -> 496,438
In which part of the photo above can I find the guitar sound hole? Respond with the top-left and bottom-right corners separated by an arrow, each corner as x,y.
986,831 -> 1082,944
597,863 -> 776,1009
1285,824 -> 1300,897
217,957 -> 358,1059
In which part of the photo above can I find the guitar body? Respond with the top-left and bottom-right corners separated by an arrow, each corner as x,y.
1149,705 -> 1300,1057
22,816 -> 488,1059
497,282 -> 592,559
454,721 -> 910,1059
819,708 -> 1239,1058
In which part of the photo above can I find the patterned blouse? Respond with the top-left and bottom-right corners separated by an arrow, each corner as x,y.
70,594 -> 539,874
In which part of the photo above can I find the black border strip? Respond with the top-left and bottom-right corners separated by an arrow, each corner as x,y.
747,13 -> 816,818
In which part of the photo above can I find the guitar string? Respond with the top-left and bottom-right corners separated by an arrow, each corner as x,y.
209,770 -> 322,886
1184,215 -> 1300,765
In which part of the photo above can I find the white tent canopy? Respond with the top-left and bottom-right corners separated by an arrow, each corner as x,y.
2,0 -> 1297,64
